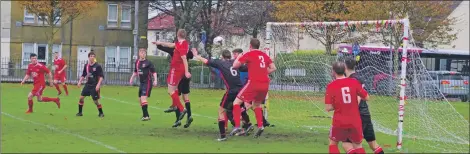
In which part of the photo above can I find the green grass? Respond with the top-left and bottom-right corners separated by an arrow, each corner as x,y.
1,83 -> 469,153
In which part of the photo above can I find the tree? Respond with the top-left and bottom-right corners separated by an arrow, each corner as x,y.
150,0 -> 235,57
227,1 -> 275,38
345,1 -> 458,75
272,1 -> 367,55
19,1 -> 98,65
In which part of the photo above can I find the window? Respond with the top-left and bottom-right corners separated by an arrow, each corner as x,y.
53,9 -> 61,25
21,43 -> 63,68
24,9 -> 35,24
22,43 -> 34,67
105,46 -> 131,72
53,44 -> 62,58
119,47 -> 130,68
37,44 -> 47,63
121,5 -> 131,28
107,4 -> 118,27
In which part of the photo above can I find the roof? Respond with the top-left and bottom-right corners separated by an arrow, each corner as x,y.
148,13 -> 175,30
147,12 -> 244,35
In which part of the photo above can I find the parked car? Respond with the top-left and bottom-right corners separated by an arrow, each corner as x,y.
424,71 -> 469,102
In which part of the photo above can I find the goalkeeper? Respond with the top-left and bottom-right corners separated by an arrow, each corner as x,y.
343,57 -> 384,154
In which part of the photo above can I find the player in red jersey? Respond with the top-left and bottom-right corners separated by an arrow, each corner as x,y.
52,51 -> 69,96
154,29 -> 191,127
325,62 -> 369,154
230,38 -> 277,138
21,53 -> 61,113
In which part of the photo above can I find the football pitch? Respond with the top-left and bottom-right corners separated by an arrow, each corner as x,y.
1,83 -> 469,153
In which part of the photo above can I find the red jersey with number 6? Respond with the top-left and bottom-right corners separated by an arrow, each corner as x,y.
238,50 -> 272,83
325,78 -> 368,128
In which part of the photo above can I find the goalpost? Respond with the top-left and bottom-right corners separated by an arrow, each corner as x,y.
265,18 -> 469,153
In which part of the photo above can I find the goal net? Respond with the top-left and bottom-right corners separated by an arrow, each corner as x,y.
265,19 -> 469,153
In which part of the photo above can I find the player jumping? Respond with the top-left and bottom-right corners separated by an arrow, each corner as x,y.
344,57 -> 384,154
153,29 -> 191,127
129,48 -> 158,121
192,48 -> 254,141
230,38 -> 277,138
325,62 -> 369,154
76,51 -> 105,117
21,53 -> 61,113
52,51 -> 68,96
155,43 -> 194,128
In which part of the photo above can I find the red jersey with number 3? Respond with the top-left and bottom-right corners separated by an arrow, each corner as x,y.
238,50 -> 272,83
53,58 -> 66,76
325,78 -> 368,128
170,40 -> 189,68
26,63 -> 50,85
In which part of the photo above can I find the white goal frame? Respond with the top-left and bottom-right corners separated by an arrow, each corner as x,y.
265,18 -> 410,150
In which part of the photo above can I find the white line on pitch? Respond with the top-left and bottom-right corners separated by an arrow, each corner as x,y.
1,112 -> 126,153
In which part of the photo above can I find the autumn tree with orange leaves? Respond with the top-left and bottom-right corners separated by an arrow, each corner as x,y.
273,1 -> 458,55
19,1 -> 98,65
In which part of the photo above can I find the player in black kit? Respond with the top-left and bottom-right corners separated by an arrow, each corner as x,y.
155,43 -> 194,128
192,48 -> 254,141
76,51 -> 105,117
129,48 -> 158,121
343,57 -> 384,154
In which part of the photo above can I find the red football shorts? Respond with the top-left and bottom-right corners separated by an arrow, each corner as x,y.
329,125 -> 363,143
237,80 -> 269,103
54,74 -> 66,83
167,66 -> 184,86
31,84 -> 46,97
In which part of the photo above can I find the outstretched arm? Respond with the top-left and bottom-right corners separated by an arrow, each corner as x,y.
153,41 -> 175,48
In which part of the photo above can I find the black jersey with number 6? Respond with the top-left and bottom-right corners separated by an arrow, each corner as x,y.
349,72 -> 370,116
206,59 -> 247,92
134,59 -> 156,83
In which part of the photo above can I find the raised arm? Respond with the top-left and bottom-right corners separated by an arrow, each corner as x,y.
233,53 -> 244,69
153,41 -> 175,48
157,45 -> 174,56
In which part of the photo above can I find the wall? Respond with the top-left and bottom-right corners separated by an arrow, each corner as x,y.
9,1 -> 134,62
439,1 -> 469,50
1,1 -> 11,75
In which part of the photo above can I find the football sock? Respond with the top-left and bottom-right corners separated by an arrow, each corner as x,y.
328,145 -> 340,154
346,149 -> 355,154
78,100 -> 84,113
97,104 -> 103,114
54,84 -> 61,93
174,109 -> 181,121
171,91 -> 184,112
185,101 -> 191,119
218,119 -> 226,138
28,99 -> 33,110
241,109 -> 250,123
41,97 -> 59,102
63,84 -> 69,95
141,101 -> 149,117
254,107 -> 264,128
226,110 -> 235,127
233,104 -> 241,128
374,146 -> 384,154
353,148 -> 366,154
